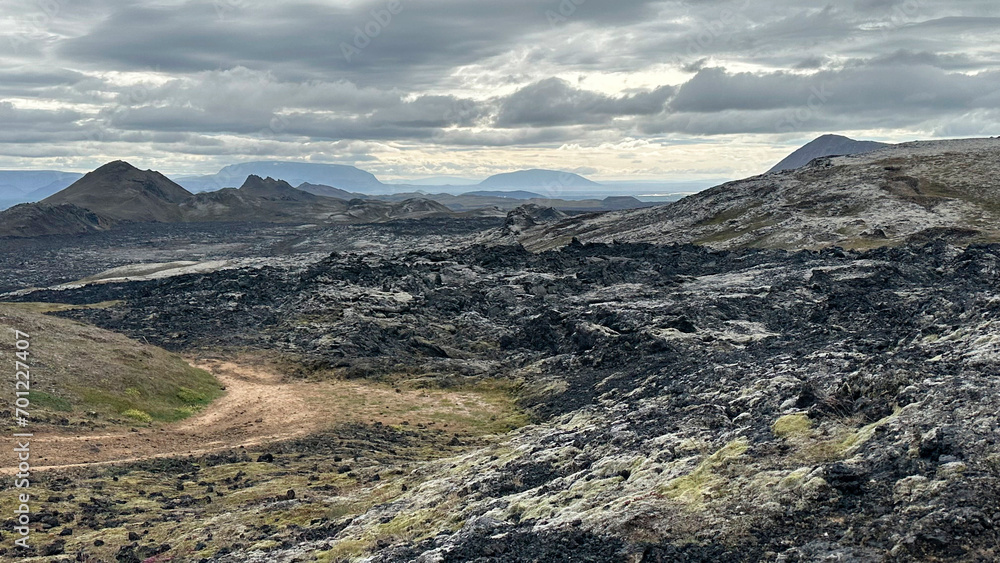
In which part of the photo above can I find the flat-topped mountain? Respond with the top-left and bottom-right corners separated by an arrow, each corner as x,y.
478,169 -> 601,190
174,161 -> 385,193
43,160 -> 192,222
770,134 -> 891,172
519,137 -> 1000,251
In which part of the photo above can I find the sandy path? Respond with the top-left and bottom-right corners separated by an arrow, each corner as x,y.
7,359 -> 322,473
3,358 -> 503,474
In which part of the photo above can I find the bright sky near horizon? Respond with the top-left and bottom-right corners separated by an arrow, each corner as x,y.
0,0 -> 997,181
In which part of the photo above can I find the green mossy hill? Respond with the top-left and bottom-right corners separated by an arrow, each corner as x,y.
0,302 -> 223,427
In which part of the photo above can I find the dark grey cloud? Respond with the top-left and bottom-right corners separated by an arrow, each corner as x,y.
670,65 -> 998,114
54,0 -> 664,86
0,0 -> 997,174
496,78 -> 674,127
646,64 -> 1000,136
0,102 -> 81,125
0,67 -> 86,89
862,50 -> 985,70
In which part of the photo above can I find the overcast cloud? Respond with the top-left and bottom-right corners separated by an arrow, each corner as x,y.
0,0 -> 997,180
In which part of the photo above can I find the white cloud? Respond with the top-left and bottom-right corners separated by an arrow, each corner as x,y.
0,0 -> 996,179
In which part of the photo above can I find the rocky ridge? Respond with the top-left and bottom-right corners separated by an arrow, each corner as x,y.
769,134 -> 891,172
0,202 -> 116,236
519,138 -> 1000,252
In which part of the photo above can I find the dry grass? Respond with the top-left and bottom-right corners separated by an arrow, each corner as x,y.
198,352 -> 530,439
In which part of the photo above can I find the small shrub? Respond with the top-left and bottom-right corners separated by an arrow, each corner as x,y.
177,387 -> 207,404
122,409 -> 153,423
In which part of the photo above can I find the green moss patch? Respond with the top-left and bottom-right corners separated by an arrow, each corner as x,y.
772,413 -> 813,438
661,438 -> 749,504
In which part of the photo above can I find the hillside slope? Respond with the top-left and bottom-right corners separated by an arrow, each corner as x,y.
296,182 -> 362,200
328,197 -> 454,223
521,138 -> 1000,251
0,203 -> 115,237
44,161 -> 192,223
0,302 -> 222,428
180,175 -> 345,222
770,134 -> 891,172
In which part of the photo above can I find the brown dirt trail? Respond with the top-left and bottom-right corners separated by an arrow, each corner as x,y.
5,358 -> 508,473
6,360 -> 319,473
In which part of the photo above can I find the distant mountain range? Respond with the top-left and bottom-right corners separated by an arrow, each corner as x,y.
0,136 -> 891,210
168,162 -> 606,197
0,134 -> 893,224
0,171 -> 84,208
0,160 -> 653,238
173,161 -> 385,193
769,134 -> 890,172
173,163 -> 606,196
0,162 -> 476,237
180,175 -> 457,224
0,162 -> 621,210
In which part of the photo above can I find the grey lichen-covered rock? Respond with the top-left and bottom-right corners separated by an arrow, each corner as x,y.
501,204 -> 569,236
13,230 -> 1000,561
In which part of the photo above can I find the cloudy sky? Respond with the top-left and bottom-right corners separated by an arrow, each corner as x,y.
0,0 -> 998,181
